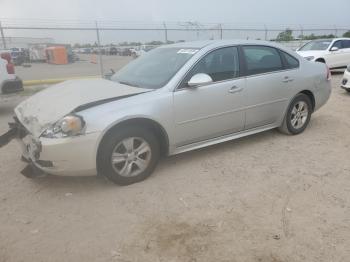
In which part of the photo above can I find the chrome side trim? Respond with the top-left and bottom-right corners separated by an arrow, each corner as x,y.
171,123 -> 278,155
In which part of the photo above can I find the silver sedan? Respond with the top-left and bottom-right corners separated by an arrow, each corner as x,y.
0,40 -> 332,185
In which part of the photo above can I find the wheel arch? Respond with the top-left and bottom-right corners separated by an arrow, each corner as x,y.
96,117 -> 170,161
299,90 -> 315,112
315,57 -> 326,63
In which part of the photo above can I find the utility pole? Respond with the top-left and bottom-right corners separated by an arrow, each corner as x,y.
163,22 -> 168,44
219,23 -> 223,39
0,21 -> 7,49
299,24 -> 304,39
95,21 -> 104,77
334,25 -> 338,37
264,24 -> 268,41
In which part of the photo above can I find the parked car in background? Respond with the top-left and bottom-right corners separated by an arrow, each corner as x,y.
10,48 -> 25,66
119,48 -> 132,56
130,45 -> 156,58
81,48 -> 92,54
67,49 -> 79,63
297,38 -> 350,70
0,40 -> 331,185
0,52 -> 23,95
107,47 -> 118,55
341,64 -> 350,92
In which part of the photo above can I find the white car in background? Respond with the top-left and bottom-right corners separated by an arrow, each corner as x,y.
297,38 -> 350,70
0,52 -> 23,95
341,64 -> 350,92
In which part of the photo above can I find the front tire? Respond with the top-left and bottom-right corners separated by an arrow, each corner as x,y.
278,93 -> 312,135
97,126 -> 160,185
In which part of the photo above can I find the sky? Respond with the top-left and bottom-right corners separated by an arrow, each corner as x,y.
0,0 -> 350,44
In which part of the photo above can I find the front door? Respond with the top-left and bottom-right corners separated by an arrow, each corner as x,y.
173,46 -> 245,147
327,40 -> 346,68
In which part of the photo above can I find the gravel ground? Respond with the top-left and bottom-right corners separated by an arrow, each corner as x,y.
0,74 -> 349,262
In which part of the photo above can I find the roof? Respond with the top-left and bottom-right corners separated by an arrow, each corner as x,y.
304,38 -> 350,42
161,39 -> 291,50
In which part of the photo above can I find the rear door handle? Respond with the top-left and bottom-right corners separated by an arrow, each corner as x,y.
282,76 -> 294,83
228,86 -> 243,94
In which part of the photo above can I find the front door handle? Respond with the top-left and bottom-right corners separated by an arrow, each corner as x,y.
282,76 -> 294,83
228,86 -> 243,94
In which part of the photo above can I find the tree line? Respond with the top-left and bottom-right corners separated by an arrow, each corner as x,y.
275,29 -> 350,41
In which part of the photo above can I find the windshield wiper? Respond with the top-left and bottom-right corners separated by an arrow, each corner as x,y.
118,80 -> 139,87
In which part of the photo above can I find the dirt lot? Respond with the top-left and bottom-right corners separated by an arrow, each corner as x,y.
0,74 -> 349,262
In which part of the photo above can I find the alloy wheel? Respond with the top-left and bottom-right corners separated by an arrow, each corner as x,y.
290,101 -> 309,129
110,137 -> 152,177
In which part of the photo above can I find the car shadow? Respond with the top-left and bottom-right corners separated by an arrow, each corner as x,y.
339,91 -> 350,97
28,172 -> 116,193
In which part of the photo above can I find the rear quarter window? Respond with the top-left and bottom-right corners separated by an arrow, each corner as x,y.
280,51 -> 299,69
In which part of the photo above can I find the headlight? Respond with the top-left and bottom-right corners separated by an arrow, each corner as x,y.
42,115 -> 85,138
347,64 -> 350,72
305,56 -> 315,61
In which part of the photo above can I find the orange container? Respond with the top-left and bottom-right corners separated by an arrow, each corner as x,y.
45,46 -> 68,65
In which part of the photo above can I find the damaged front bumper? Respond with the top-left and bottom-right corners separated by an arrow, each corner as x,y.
0,118 -> 99,177
0,118 -> 43,177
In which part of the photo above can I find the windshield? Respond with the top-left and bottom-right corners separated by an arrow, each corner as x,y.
299,40 -> 332,51
111,47 -> 198,89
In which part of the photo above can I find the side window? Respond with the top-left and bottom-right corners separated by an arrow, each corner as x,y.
332,40 -> 343,49
185,46 -> 240,84
342,40 -> 350,49
242,46 -> 283,75
281,51 -> 299,69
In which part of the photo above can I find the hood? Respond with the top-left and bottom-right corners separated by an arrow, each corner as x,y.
15,78 -> 148,137
296,50 -> 326,59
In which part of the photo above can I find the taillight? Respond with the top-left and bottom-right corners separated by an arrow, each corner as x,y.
326,66 -> 331,81
1,52 -> 12,63
6,63 -> 15,74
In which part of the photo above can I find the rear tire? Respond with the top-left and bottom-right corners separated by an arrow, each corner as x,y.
278,93 -> 312,135
97,126 -> 160,185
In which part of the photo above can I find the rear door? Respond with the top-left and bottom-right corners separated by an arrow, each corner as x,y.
241,45 -> 295,130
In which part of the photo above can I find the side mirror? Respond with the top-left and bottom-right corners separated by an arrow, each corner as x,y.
330,47 -> 339,52
187,73 -> 213,87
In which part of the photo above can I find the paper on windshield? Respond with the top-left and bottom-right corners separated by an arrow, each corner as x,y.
177,49 -> 199,54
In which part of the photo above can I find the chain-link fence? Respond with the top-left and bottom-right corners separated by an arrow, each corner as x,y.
0,19 -> 349,82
